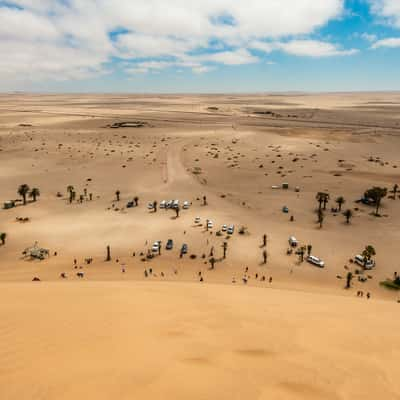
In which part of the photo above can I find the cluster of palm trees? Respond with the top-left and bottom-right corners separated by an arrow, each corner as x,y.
17,184 -> 40,205
315,192 -> 354,226
0,232 -> 6,246
67,185 -> 94,203
364,187 -> 388,216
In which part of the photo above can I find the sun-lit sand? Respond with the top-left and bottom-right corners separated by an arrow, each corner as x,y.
1,92 -> 400,398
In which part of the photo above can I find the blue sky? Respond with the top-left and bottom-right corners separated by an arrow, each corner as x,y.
0,0 -> 400,92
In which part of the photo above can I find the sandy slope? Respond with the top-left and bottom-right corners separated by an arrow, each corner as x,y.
0,281 -> 399,400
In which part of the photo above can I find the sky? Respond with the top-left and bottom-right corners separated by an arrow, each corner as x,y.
0,0 -> 400,93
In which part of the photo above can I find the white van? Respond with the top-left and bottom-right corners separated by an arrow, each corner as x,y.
354,255 -> 375,269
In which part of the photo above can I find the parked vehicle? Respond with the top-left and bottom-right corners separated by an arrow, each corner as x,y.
307,255 -> 325,268
227,225 -> 234,235
207,220 -> 214,229
165,200 -> 173,209
194,217 -> 201,224
354,254 -> 375,269
160,200 -> 166,209
183,201 -> 190,209
172,200 -> 179,209
166,239 -> 173,250
152,242 -> 160,252
289,236 -> 298,247
221,224 -> 227,232
147,202 -> 154,210
282,206 -> 289,213
126,201 -> 135,208
181,244 -> 188,254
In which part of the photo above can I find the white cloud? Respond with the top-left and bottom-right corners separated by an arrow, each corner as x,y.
369,0 -> 400,27
277,40 -> 358,57
371,37 -> 400,48
0,0 -> 357,85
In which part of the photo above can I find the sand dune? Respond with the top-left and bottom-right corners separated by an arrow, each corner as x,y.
0,281 -> 399,400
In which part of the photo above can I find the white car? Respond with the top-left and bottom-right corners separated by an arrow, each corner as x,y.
207,220 -> 214,229
354,255 -> 375,269
183,201 -> 190,209
147,202 -> 154,210
227,225 -> 234,235
289,236 -> 298,247
221,224 -> 227,232
194,217 -> 201,224
165,200 -> 173,209
160,200 -> 166,209
172,200 -> 179,209
152,242 -> 160,252
307,255 -> 325,268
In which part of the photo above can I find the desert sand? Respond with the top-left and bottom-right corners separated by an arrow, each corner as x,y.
1,92 -> 400,399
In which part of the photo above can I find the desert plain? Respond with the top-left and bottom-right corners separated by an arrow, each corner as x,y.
1,92 -> 400,399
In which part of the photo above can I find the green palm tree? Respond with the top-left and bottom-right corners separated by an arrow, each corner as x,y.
262,249 -> 267,264
0,232 -> 6,245
316,192 -> 330,210
67,185 -> 74,204
18,184 -> 30,205
29,188 -> 40,202
362,245 -> 376,268
364,187 -> 387,216
343,209 -> 353,224
318,208 -> 324,228
345,272 -> 353,289
222,242 -> 228,259
393,184 -> 398,198
336,196 -> 345,211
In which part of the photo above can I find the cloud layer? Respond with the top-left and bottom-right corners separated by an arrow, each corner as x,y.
0,0 -> 359,84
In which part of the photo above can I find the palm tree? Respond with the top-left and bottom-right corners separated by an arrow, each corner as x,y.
262,249 -> 267,264
67,185 -> 74,204
345,272 -> 353,289
0,232 -> 6,245
298,246 -> 305,263
316,192 -> 330,211
18,184 -> 30,205
262,234 -> 267,247
209,257 -> 216,269
343,209 -> 353,224
115,190 -> 120,201
29,188 -> 40,202
392,184 -> 398,198
222,242 -> 228,259
362,245 -> 376,269
318,208 -> 324,228
153,200 -> 158,212
134,196 -> 139,206
364,187 -> 387,216
335,196 -> 345,211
